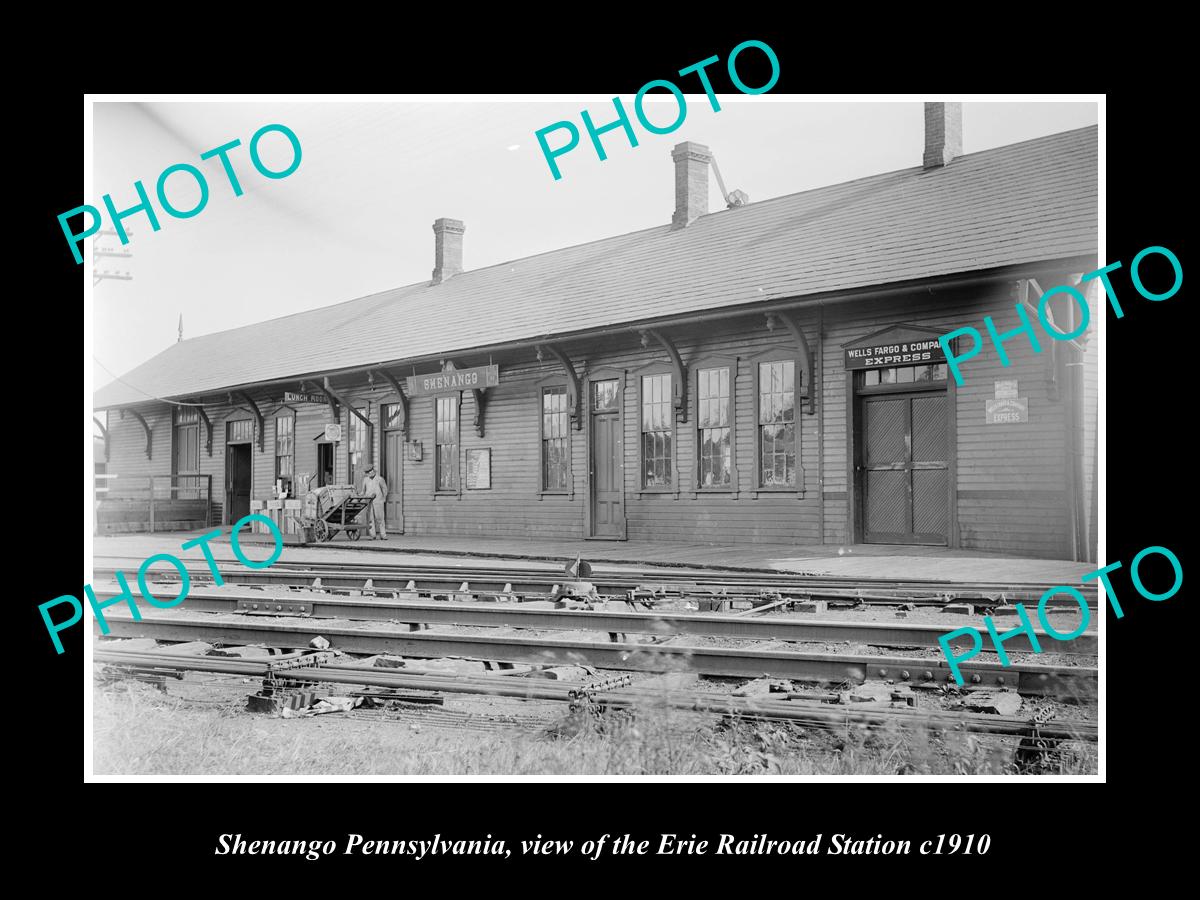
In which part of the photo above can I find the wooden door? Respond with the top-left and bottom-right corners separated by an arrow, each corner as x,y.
861,393 -> 949,544
226,443 -> 252,523
383,430 -> 405,533
589,379 -> 624,538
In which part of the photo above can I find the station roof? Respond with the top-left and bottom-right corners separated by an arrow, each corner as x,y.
94,125 -> 1097,409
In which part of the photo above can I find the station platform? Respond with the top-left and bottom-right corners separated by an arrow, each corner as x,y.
92,529 -> 1098,586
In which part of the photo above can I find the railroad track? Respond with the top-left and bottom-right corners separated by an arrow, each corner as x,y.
94,646 -> 1097,742
92,554 -> 1099,749
88,585 -> 1097,655
93,556 -> 1096,608
95,610 -> 1096,696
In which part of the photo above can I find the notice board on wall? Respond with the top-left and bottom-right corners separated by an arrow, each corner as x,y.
466,449 -> 491,489
986,398 -> 1029,424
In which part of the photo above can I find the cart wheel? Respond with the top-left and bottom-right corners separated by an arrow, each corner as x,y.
348,528 -> 361,542
315,520 -> 330,542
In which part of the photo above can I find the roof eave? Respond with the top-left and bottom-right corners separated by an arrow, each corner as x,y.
92,252 -> 1098,412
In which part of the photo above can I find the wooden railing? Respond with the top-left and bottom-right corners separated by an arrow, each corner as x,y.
94,474 -> 213,532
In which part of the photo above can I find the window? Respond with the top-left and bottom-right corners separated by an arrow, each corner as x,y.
862,363 -> 948,387
173,407 -> 201,498
227,419 -> 254,443
436,395 -> 459,491
541,387 -> 569,491
382,403 -> 405,429
275,415 -> 294,494
758,360 -> 796,487
593,379 -> 619,411
641,373 -> 673,487
347,407 -> 368,488
697,367 -> 732,488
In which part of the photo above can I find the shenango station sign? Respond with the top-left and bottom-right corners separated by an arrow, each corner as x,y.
844,324 -> 950,370
406,364 -> 500,397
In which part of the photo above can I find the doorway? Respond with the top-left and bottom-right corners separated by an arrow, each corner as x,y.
856,374 -> 950,545
317,443 -> 334,487
588,378 -> 625,538
225,443 -> 252,523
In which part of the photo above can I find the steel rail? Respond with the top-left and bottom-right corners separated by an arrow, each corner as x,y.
92,559 -> 1095,608
95,554 -> 1073,590
96,612 -> 1096,696
93,647 -> 1097,741
89,586 -> 1096,655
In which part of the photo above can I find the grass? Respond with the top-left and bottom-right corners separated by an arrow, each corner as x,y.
92,682 -> 1097,776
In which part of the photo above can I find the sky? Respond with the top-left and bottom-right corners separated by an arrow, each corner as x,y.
90,98 -> 1098,389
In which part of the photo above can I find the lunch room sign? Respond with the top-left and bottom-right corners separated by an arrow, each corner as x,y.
406,365 -> 500,396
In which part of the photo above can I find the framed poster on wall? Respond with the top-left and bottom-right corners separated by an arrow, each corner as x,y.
466,449 -> 491,489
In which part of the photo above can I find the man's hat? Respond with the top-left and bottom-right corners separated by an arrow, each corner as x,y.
366,465 -> 376,473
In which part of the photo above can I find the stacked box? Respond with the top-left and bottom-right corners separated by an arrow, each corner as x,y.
283,500 -> 304,535
309,485 -> 356,518
248,499 -> 266,534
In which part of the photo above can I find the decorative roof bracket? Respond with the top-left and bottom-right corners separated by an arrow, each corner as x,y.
767,312 -> 816,415
540,344 -> 583,431
120,408 -> 153,459
470,388 -> 487,438
92,416 -> 110,463
641,328 -> 688,423
322,378 -> 371,429
194,405 -> 213,456
373,369 -> 410,438
231,391 -> 265,451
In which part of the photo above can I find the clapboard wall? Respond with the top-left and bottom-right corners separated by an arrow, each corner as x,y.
98,276 -> 1097,558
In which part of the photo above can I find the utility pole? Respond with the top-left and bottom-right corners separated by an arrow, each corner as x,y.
93,228 -> 133,287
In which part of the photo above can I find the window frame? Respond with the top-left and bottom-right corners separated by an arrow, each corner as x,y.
635,365 -> 677,495
346,404 -> 371,490
380,398 -> 407,431
273,407 -> 296,495
692,356 -> 739,495
857,363 -> 949,392
751,349 -> 805,498
171,407 -> 201,469
225,414 -> 255,445
537,380 -> 573,497
171,406 -> 202,500
433,393 -> 462,496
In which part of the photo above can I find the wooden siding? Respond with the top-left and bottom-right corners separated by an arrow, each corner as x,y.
1081,331 -> 1100,561
98,279 -> 1094,558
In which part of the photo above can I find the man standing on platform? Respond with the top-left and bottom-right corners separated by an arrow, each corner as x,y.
361,465 -> 388,540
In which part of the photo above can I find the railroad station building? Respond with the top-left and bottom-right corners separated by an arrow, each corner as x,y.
93,104 -> 1099,561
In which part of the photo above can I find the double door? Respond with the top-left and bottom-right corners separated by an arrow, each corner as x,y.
860,391 -> 949,545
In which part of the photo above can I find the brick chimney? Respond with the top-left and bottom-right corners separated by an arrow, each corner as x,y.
923,102 -> 962,168
671,141 -> 712,229
431,218 -> 465,284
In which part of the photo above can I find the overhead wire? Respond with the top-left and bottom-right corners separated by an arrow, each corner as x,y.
93,356 -> 208,407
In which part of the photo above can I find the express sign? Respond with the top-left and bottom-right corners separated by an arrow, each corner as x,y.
843,325 -> 951,370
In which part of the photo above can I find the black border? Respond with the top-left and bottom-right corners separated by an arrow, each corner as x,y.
27,26 -> 1186,879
